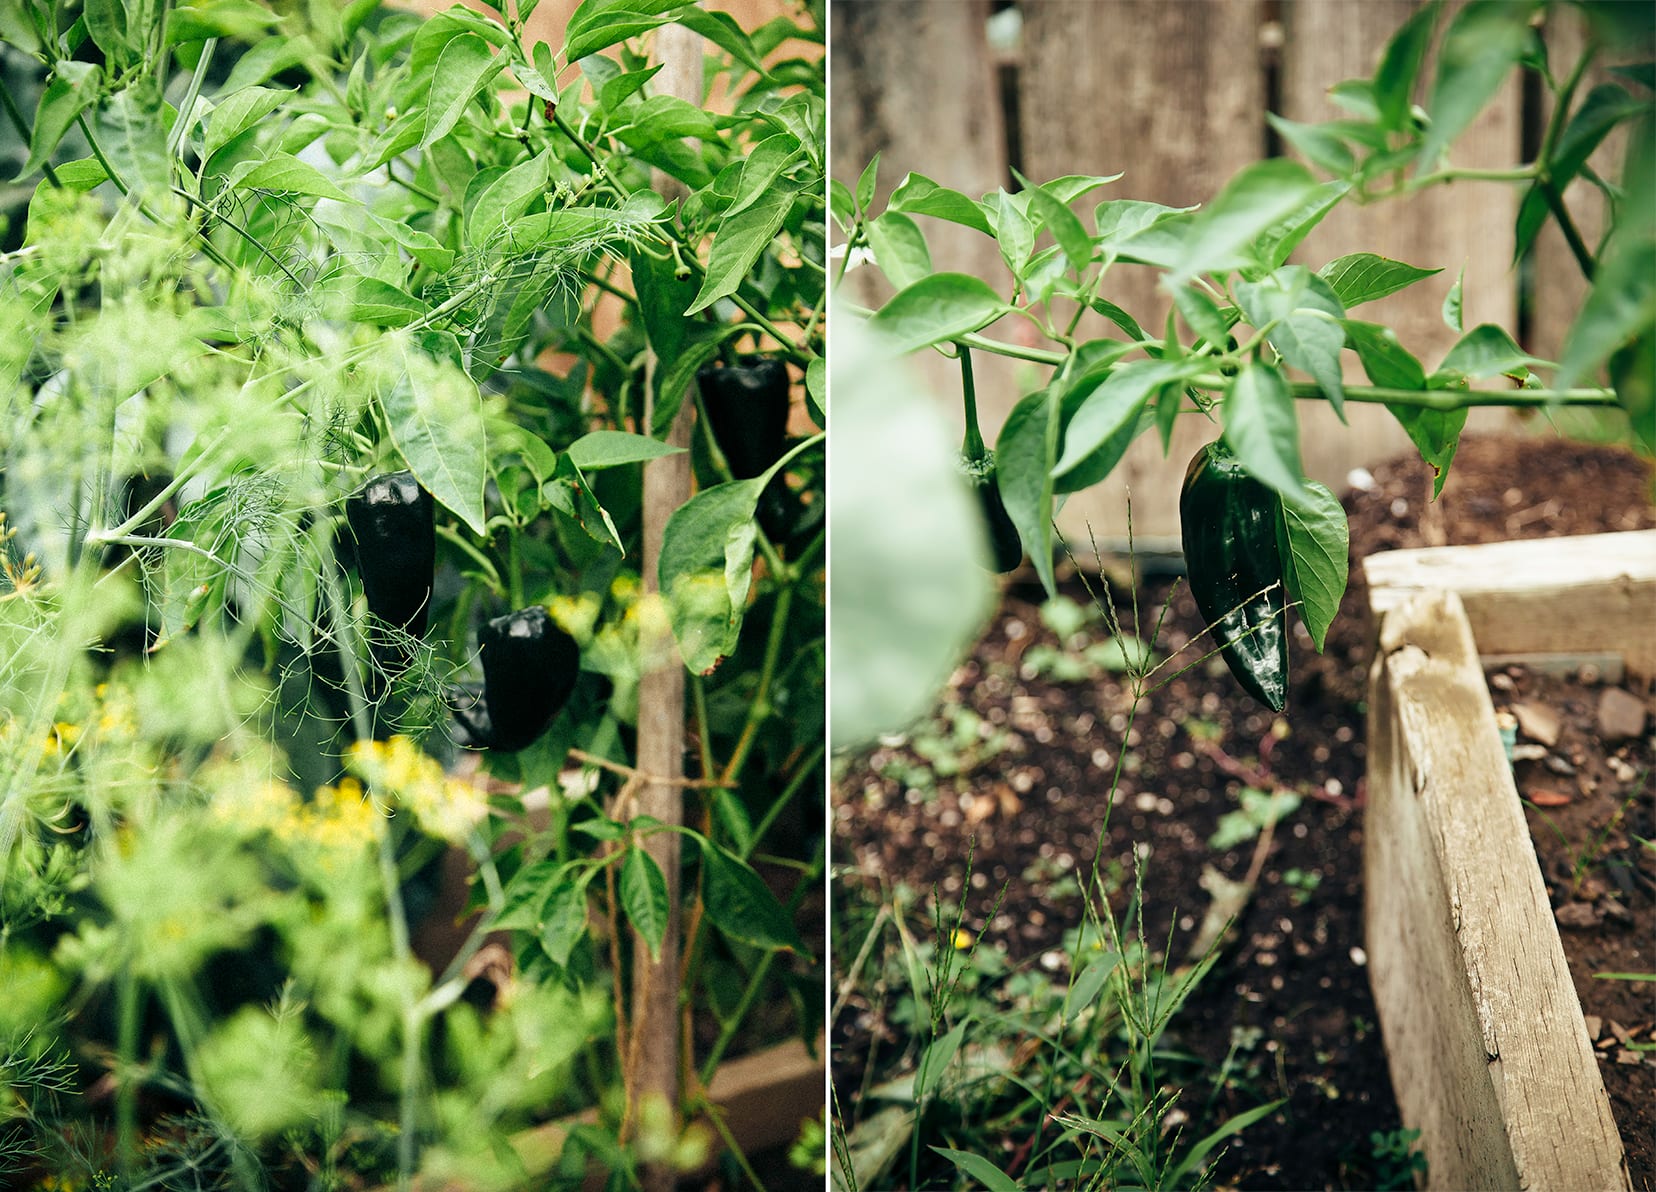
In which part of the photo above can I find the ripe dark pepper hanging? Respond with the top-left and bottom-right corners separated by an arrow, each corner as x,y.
696,356 -> 790,480
345,471 -> 435,637
961,452 -> 1023,573
450,606 -> 580,752
1179,440 -> 1289,711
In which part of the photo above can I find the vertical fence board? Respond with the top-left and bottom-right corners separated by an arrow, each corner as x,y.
830,0 -> 1019,450
1283,0 -> 1525,458
1018,0 -> 1267,545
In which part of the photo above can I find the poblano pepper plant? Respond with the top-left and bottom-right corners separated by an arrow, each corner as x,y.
0,0 -> 824,1187
835,0 -> 1650,719
830,3 -> 1650,1188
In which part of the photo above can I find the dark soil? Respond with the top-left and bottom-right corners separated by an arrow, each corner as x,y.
831,434 -> 1656,1190
1489,664 -> 1655,1191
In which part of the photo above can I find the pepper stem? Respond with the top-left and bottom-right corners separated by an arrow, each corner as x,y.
960,346 -> 988,462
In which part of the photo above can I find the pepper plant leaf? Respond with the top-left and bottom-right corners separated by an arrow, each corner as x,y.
699,842 -> 806,953
866,272 -> 1006,354
1222,361 -> 1305,501
1318,253 -> 1442,308
381,336 -> 489,537
1276,481 -> 1349,652
619,846 -> 669,964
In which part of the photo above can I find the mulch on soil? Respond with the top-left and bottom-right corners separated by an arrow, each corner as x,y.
831,433 -> 1655,1190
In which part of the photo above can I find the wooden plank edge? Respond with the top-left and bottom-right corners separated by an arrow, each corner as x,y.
1364,588 -> 1630,1191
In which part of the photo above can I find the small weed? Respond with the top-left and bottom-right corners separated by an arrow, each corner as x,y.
1280,867 -> 1322,905
1209,788 -> 1302,852
1367,1126 -> 1428,1190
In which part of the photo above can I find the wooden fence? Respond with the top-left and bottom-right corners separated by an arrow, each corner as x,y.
832,0 -> 1622,546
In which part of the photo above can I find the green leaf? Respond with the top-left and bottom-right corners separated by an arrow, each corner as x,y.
233,153 -> 353,202
914,1022 -> 967,1103
1020,173 -> 1093,272
619,846 -> 669,963
658,477 -> 762,673
673,6 -> 771,79
1271,310 -> 1347,420
1277,482 -> 1348,651
96,85 -> 171,199
1246,179 -> 1352,278
865,211 -> 932,291
685,178 -> 802,315
539,874 -> 593,967
931,1148 -> 1021,1192
887,172 -> 994,236
700,843 -> 806,952
720,132 -> 803,220
1233,266 -> 1344,325
1342,320 -> 1427,389
996,385 -> 1060,596
1389,401 -> 1467,498
17,62 -> 100,183
422,33 -> 506,149
1556,240 -> 1656,391
1374,0 -> 1441,133
1443,265 -> 1465,332
1222,361 -> 1304,500
830,320 -> 993,747
84,0 -> 132,57
564,0 -> 692,63
317,274 -> 426,327
986,188 -> 1034,276
1053,359 -> 1187,480
1171,159 -> 1320,283
1318,253 -> 1442,308
1173,285 -> 1234,348
805,356 -> 825,427
166,0 -> 279,44
1417,1 -> 1540,169
1088,296 -> 1148,343
565,430 -> 684,469
465,148 -> 550,248
866,273 -> 1006,355
1329,78 -> 1380,121
201,85 -> 291,165
1438,323 -> 1545,378
380,336 -> 489,536
1265,113 -> 1355,177
1064,953 -> 1119,1018
1514,83 -> 1649,263
855,151 -> 880,214
1094,198 -> 1197,248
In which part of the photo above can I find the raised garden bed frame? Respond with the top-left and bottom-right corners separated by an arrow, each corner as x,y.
1363,529 -> 1656,1191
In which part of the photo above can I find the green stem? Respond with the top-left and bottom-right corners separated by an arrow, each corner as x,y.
720,581 -> 794,787
436,525 -> 505,595
115,963 -> 140,1177
170,185 -> 303,285
387,161 -> 442,205
1251,381 -> 1618,410
959,347 -> 987,461
166,37 -> 217,157
744,742 -> 823,862
1540,178 -> 1596,279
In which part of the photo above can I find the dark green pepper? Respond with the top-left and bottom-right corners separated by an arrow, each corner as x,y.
345,471 -> 435,637
450,607 -> 580,752
961,452 -> 1023,573
696,356 -> 790,480
1179,440 -> 1288,711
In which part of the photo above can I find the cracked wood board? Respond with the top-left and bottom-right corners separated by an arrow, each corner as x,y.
1364,530 -> 1656,685
1364,587 -> 1629,1191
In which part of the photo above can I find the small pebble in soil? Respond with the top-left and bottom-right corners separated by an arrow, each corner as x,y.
1597,687 -> 1648,742
1349,946 -> 1367,967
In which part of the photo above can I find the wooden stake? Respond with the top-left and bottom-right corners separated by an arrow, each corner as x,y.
632,17 -> 702,1190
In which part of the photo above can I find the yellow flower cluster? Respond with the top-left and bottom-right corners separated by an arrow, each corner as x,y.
204,757 -> 377,864
346,735 -> 487,845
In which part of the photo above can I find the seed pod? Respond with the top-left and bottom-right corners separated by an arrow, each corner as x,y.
1179,440 -> 1289,711
345,471 -> 435,637
456,607 -> 581,752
